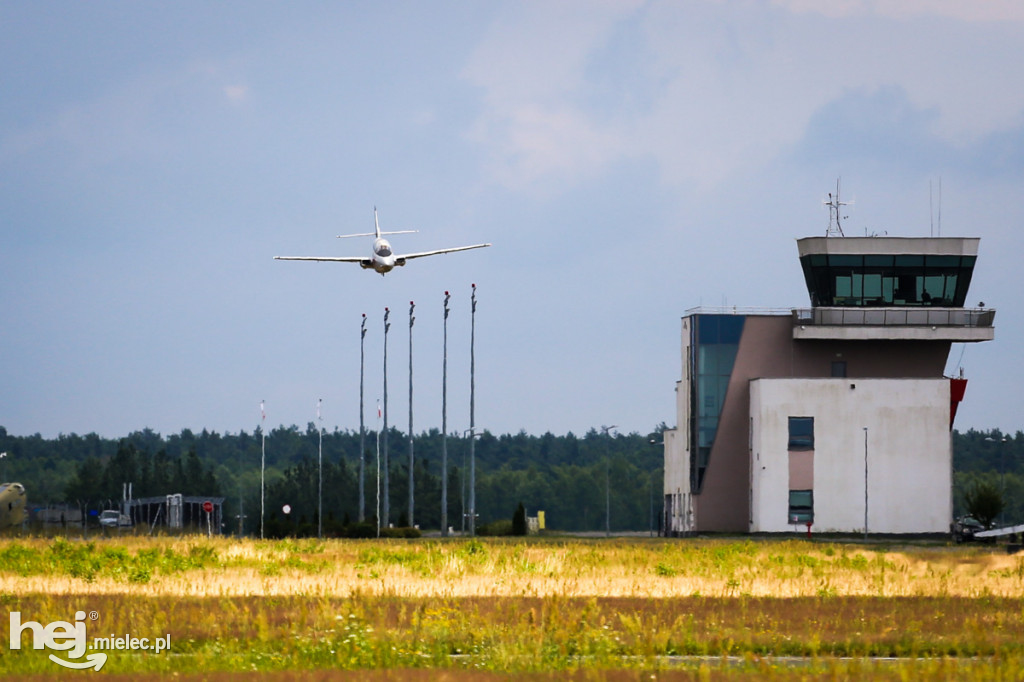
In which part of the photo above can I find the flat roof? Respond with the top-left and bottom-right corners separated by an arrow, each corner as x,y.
797,236 -> 979,258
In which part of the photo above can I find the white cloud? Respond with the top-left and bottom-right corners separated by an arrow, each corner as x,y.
461,0 -> 642,191
773,0 -> 1024,23
461,1 -> 1024,192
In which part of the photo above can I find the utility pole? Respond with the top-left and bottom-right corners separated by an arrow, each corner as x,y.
441,291 -> 450,536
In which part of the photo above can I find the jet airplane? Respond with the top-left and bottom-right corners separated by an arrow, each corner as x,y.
275,209 -> 491,275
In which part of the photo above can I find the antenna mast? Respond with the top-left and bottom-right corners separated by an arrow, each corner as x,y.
824,178 -> 850,237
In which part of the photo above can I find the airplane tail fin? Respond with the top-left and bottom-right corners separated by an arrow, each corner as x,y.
336,208 -> 418,239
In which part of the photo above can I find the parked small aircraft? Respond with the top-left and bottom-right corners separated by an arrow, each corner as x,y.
0,482 -> 26,530
275,209 -> 491,275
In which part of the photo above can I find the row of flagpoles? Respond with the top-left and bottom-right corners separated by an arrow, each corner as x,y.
255,284 -> 479,539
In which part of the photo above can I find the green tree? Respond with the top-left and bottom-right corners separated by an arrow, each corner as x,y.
512,501 -> 527,536
964,480 -> 1004,528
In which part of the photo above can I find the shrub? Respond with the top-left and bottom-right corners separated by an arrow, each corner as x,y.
964,480 -> 1005,528
477,519 -> 515,536
512,502 -> 528,536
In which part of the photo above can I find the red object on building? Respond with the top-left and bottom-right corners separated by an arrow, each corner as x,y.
950,378 -> 968,428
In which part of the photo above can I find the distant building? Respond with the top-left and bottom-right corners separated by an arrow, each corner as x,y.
129,494 -> 225,533
663,235 -> 994,535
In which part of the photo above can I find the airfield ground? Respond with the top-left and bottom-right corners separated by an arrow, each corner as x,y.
1,535 -> 1022,679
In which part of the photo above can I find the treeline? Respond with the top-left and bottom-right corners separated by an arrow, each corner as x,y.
1,425 -> 1019,533
0,425 -> 665,533
952,428 -> 1024,523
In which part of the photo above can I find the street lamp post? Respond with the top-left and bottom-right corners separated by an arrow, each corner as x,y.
317,398 -> 323,539
985,436 -> 1009,525
441,291 -> 451,537
601,425 -> 617,537
863,426 -> 869,540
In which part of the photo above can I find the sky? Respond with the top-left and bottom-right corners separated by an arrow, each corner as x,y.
2,1 -> 1023,440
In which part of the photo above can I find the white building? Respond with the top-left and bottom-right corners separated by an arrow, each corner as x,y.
663,236 -> 994,535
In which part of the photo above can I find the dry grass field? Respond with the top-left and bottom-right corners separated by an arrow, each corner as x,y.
1,535 -> 1023,679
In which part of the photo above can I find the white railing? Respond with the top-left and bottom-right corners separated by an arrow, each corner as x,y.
792,307 -> 995,328
685,306 -> 797,316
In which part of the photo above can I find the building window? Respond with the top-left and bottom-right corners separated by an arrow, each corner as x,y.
788,489 -> 814,524
799,253 -> 977,307
831,361 -> 847,377
689,314 -> 745,493
788,416 -> 814,450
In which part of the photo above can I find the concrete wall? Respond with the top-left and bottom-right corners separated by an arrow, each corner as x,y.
662,317 -> 693,534
749,378 -> 952,533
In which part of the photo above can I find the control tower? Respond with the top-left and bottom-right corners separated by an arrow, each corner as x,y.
662,229 -> 994,535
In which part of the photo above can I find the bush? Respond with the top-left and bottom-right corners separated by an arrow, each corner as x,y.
512,502 -> 528,536
380,526 -> 422,539
964,480 -> 1005,528
477,519 -> 514,536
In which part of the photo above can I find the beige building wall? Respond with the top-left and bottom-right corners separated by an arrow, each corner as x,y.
750,378 -> 953,533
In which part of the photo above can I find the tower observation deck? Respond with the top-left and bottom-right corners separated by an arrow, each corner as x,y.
793,236 -> 994,342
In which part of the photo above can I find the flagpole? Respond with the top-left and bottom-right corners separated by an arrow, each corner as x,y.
408,300 -> 415,529
359,313 -> 367,522
317,398 -> 323,539
441,291 -> 450,537
382,307 -> 391,529
260,400 -> 266,540
469,283 -> 477,537
376,399 -> 381,537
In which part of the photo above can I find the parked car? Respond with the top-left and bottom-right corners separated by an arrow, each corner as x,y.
951,515 -> 984,543
99,509 -> 132,528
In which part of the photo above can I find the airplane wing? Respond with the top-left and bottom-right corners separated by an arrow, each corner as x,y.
395,243 -> 491,264
274,256 -> 367,263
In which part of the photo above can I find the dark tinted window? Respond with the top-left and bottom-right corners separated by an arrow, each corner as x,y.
788,416 -> 814,450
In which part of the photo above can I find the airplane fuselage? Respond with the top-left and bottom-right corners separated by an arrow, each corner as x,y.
364,238 -> 397,274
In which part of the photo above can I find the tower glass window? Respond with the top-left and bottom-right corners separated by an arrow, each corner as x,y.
799,254 -> 976,307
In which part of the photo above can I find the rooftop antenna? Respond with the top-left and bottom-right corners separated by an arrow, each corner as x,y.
929,178 -> 943,237
929,180 -> 934,237
824,178 -> 851,237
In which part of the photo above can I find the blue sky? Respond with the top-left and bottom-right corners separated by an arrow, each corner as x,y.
2,1 -> 1023,439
